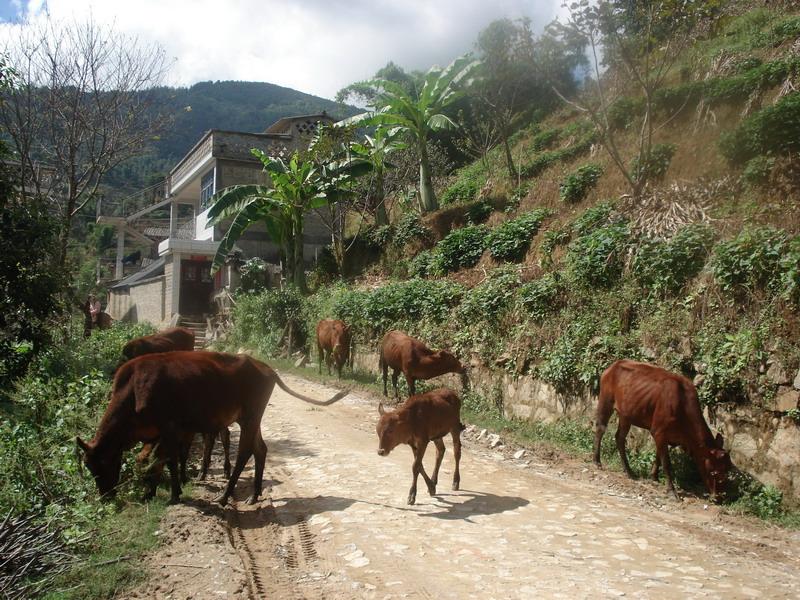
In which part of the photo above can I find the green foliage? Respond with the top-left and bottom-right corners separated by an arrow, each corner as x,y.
521,124 -> 597,178
518,273 -> 564,321
742,155 -> 775,187
695,323 -> 766,406
408,250 -> 434,278
567,221 -> 631,288
560,163 -> 603,204
441,161 -> 488,205
392,212 -> 431,247
365,224 -> 394,249
630,143 -> 676,183
486,209 -> 551,262
632,224 -> 714,296
719,92 -> 800,165
730,471 -> 787,521
530,127 -> 561,151
457,268 -> 520,323
465,198 -> 494,224
430,225 -> 489,273
607,97 -> 642,130
572,202 -> 615,236
751,15 -> 800,48
780,236 -> 800,306
227,287 -> 305,356
711,227 -> 787,295
239,257 -> 270,293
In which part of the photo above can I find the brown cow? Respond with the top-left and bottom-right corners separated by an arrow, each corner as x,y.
316,319 -> 351,379
77,351 -> 346,505
376,387 -> 464,505
379,330 -> 468,398
122,327 -> 231,495
121,327 -> 195,361
593,360 -> 732,499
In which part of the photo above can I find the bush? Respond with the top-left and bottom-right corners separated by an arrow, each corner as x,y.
486,209 -> 551,262
630,143 -> 676,183
560,163 -> 603,204
518,273 -> 564,321
364,224 -> 394,249
363,279 -> 464,335
632,224 -> 714,296
239,257 -> 270,293
228,287 -> 304,355
567,221 -> 631,288
741,155 -> 775,187
607,97 -> 643,130
392,212 -> 431,247
408,250 -> 434,278
440,161 -> 487,205
711,227 -> 787,295
719,92 -> 800,165
430,225 -> 489,273
780,236 -> 800,306
456,268 -> 520,323
465,199 -> 493,224
530,127 -> 561,151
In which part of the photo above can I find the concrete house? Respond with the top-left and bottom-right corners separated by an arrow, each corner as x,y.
101,113 -> 334,328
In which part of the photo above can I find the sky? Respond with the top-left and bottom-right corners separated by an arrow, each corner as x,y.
0,0 -> 566,100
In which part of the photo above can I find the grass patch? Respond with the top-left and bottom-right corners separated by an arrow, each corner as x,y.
42,493 -> 169,600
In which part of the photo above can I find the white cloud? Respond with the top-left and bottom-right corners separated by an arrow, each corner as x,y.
8,0 -> 564,99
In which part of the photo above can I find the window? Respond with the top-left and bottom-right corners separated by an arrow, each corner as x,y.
200,168 -> 215,209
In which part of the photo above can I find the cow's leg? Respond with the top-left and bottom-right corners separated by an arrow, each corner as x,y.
318,342 -> 324,374
161,434 -> 183,504
217,424 -> 256,506
248,432 -> 268,505
430,437 -> 446,490
650,453 -> 661,481
406,375 -> 416,397
615,418 -> 634,479
655,438 -> 679,499
179,435 -> 192,484
220,427 -> 232,479
199,432 -> 215,481
593,390 -> 615,467
391,369 -> 400,400
382,359 -> 389,396
451,429 -> 462,491
326,349 -> 333,376
408,441 -> 431,505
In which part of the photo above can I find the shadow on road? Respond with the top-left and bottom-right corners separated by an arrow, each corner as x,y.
417,489 -> 530,522
235,495 -> 357,530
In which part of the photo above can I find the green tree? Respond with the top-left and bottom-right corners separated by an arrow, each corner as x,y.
207,151 -> 332,292
349,128 -> 405,226
342,55 -> 479,213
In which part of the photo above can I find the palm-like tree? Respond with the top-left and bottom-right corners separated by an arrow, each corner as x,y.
342,55 -> 478,213
349,127 -> 405,226
207,150 -> 330,291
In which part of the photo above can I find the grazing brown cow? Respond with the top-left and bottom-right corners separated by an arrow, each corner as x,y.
376,387 -> 464,505
122,327 -> 231,495
121,327 -> 195,360
594,359 -> 732,499
316,319 -> 351,379
379,330 -> 468,398
77,351 -> 346,505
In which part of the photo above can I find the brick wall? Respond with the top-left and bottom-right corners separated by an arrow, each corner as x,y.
129,276 -> 166,326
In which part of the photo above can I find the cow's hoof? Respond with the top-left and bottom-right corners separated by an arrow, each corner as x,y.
426,483 -> 436,496
407,495 -> 416,505
452,481 -> 460,491
246,495 -> 260,505
168,495 -> 181,505
215,494 -> 230,506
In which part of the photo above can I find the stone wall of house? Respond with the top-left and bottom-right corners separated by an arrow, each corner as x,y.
128,276 -> 166,326
107,288 -> 131,321
349,348 -> 800,502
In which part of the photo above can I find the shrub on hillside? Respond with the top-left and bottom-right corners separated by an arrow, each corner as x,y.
711,227 -> 787,295
456,268 -> 520,323
486,209 -> 551,262
518,273 -> 564,321
607,97 -> 642,130
392,212 -> 431,248
530,127 -> 561,151
228,287 -> 305,355
572,202 -> 615,236
632,224 -> 714,296
741,155 -> 775,186
364,279 -> 464,335
780,236 -> 800,307
559,163 -> 603,204
630,143 -> 676,184
466,198 -> 494,224
408,250 -> 434,278
440,161 -> 487,205
430,225 -> 489,274
719,92 -> 800,165
567,221 -> 631,288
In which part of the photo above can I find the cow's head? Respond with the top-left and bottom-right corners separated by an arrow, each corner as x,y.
700,433 -> 732,498
436,350 -> 470,389
76,436 -> 122,498
376,404 -> 409,457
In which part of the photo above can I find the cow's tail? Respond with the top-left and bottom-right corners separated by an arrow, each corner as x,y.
272,371 -> 348,406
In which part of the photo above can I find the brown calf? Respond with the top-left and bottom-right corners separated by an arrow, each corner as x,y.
379,330 -> 468,398
121,327 -> 195,361
594,359 -> 732,499
376,387 -> 464,505
77,351 -> 346,505
316,319 -> 351,379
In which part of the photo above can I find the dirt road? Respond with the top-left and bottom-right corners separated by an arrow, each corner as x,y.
128,373 -> 800,600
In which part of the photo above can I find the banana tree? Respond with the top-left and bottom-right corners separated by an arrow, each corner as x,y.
349,127 -> 405,226
207,149 -> 331,292
340,55 -> 479,213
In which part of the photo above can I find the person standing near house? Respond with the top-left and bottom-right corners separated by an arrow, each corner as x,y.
88,293 -> 102,325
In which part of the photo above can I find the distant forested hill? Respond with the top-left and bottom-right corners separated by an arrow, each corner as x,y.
104,80 -> 359,194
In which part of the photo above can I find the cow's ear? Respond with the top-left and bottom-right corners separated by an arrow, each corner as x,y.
378,403 -> 386,416
715,432 -> 724,448
76,436 -> 90,453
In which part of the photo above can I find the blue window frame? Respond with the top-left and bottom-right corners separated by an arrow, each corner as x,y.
200,168 -> 215,210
